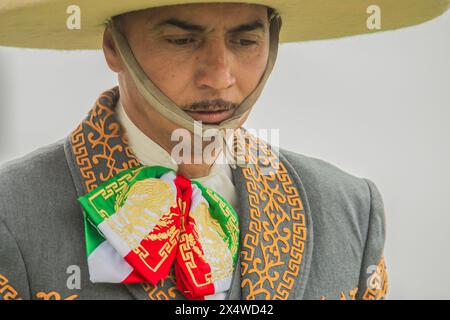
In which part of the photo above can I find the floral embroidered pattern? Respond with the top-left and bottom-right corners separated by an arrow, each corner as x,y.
71,87 -> 139,193
236,132 -> 307,300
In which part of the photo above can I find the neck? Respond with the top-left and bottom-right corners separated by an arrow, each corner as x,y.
119,91 -> 223,179
177,163 -> 213,179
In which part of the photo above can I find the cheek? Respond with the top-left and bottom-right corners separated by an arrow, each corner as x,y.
139,54 -> 193,101
236,50 -> 269,91
128,36 -> 192,98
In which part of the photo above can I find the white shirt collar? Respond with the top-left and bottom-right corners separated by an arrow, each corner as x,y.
115,98 -> 233,183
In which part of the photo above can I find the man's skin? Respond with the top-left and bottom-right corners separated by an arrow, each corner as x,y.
102,3 -> 271,179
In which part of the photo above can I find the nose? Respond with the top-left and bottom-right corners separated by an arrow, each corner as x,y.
195,39 -> 236,91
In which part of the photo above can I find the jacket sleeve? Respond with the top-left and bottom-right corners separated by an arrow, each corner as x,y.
0,218 -> 30,300
356,178 -> 389,300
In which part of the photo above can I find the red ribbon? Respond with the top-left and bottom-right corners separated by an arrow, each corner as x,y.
122,174 -> 215,299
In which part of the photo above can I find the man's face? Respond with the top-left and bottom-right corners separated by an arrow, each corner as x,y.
107,3 -> 271,126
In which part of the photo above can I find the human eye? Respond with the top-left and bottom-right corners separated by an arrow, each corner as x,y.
236,39 -> 258,46
165,36 -> 198,46
229,35 -> 259,47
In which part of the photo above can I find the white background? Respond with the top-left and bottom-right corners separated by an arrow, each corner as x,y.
0,11 -> 449,299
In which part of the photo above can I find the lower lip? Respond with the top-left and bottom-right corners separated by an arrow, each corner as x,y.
185,109 -> 235,124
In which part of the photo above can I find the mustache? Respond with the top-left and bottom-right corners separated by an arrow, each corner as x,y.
182,99 -> 239,112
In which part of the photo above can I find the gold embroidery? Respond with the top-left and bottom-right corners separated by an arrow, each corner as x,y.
71,87 -> 139,193
205,188 -> 239,258
178,226 -> 213,288
88,166 -> 144,220
238,132 -> 306,300
320,287 -> 359,300
362,256 -> 388,300
132,227 -> 181,272
123,179 -> 176,214
141,270 -> 179,300
143,225 -> 178,241
106,178 -> 177,249
190,200 -> 233,282
0,274 -> 21,300
340,287 -> 359,300
320,257 -> 388,300
35,291 -> 79,300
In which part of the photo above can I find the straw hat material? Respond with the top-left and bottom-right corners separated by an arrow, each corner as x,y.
0,0 -> 449,50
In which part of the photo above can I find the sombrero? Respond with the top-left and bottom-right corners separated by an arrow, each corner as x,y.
1,0 -> 449,140
0,0 -> 449,50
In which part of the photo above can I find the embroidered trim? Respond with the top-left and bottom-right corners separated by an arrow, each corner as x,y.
35,291 -> 79,300
238,133 -> 307,300
341,288 -> 359,300
320,288 -> 358,300
0,274 -> 21,300
71,87 -> 139,193
362,256 -> 388,300
320,256 -> 388,300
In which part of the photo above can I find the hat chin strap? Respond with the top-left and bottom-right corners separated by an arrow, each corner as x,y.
109,13 -> 281,139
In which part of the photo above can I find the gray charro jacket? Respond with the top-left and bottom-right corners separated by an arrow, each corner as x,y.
0,88 -> 387,300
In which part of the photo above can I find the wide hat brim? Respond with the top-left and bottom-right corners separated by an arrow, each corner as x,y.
0,0 -> 449,50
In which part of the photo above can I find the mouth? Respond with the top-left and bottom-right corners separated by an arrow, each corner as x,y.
185,108 -> 235,124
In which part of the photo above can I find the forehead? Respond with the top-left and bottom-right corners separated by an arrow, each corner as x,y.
120,3 -> 270,29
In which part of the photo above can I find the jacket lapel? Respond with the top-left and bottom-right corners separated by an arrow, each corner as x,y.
229,133 -> 314,300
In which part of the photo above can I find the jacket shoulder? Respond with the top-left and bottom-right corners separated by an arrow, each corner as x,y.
279,147 -> 384,244
0,139 -> 77,222
0,139 -> 69,188
280,148 -> 388,300
279,147 -> 371,196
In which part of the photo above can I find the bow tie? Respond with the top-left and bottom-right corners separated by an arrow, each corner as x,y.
78,165 -> 239,300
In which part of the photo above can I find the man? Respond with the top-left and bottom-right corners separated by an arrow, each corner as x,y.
0,1 -> 448,300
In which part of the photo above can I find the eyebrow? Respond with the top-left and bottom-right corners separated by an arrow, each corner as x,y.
154,18 -> 266,33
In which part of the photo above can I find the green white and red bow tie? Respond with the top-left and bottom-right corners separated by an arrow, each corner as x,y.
78,165 -> 239,300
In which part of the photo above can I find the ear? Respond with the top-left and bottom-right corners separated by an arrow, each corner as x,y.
102,24 -> 123,73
